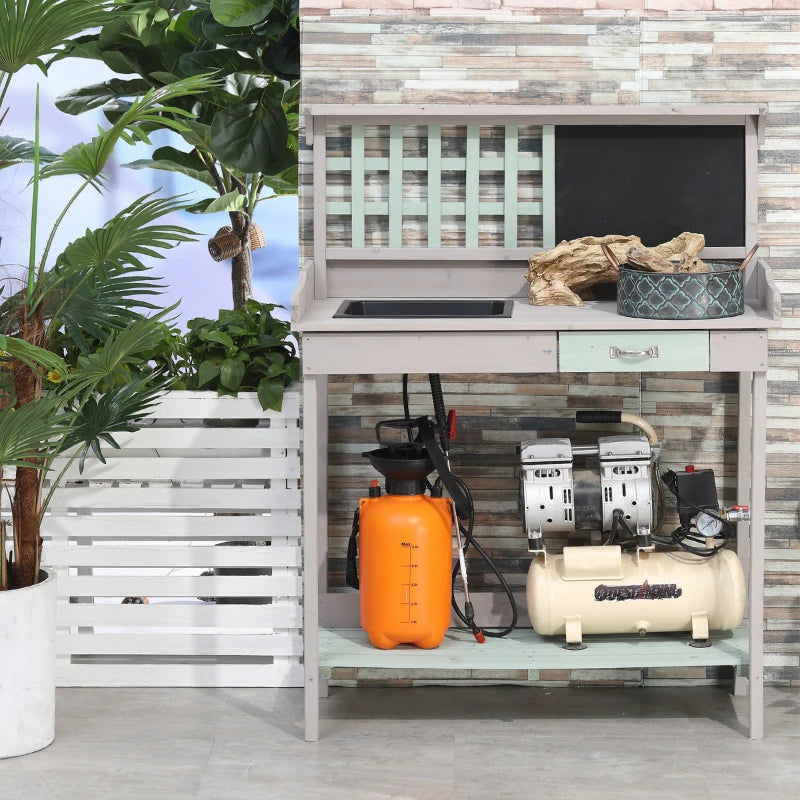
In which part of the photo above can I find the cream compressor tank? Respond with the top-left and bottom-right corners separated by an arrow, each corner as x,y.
520,411 -> 749,648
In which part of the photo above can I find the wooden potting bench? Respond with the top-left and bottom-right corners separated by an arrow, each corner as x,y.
292,105 -> 780,741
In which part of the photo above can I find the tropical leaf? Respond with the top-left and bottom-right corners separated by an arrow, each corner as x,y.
210,0 -> 274,29
39,194 -> 193,337
200,330 -> 235,348
225,72 -> 270,99
62,375 -> 167,471
284,0 -> 299,22
259,164 -> 297,196
0,397 -> 71,469
0,0 -> 112,76
0,134 -> 55,169
197,359 -> 220,387
99,48 -> 143,76
257,376 -> 283,411
260,25 -> 299,80
54,78 -> 152,115
179,119 -> 212,150
185,190 -> 246,214
0,333 -> 66,377
200,14 -> 263,51
40,76 -> 220,183
54,193 -> 194,274
218,357 -> 244,390
178,49 -> 261,77
210,82 -> 287,173
123,145 -> 215,188
63,316 -> 173,398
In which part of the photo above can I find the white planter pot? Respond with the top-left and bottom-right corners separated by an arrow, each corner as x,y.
0,569 -> 57,758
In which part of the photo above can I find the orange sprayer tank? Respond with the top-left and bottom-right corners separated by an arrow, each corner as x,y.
355,431 -> 454,650
358,492 -> 453,650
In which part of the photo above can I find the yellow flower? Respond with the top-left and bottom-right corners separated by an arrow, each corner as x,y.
46,371 -> 63,383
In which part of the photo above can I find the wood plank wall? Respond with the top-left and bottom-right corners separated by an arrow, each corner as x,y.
299,10 -> 800,687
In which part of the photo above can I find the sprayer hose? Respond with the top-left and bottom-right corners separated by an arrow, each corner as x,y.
445,474 -> 518,638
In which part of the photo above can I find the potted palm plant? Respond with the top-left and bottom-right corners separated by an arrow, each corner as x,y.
0,0 -> 218,757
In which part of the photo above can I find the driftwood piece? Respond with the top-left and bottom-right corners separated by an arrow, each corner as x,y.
527,232 -> 709,306
526,234 -> 639,307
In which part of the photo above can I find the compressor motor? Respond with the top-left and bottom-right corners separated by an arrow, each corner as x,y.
520,432 -> 655,552
520,411 -> 750,648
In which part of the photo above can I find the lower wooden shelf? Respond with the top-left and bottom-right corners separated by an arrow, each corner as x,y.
318,627 -> 748,675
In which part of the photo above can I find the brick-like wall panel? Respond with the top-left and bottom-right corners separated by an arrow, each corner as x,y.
299,10 -> 800,686
300,1 -> 795,15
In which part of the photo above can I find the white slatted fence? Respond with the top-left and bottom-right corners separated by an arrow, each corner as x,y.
39,390 -> 303,688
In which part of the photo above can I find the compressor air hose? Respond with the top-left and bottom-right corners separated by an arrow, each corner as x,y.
403,374 -> 518,638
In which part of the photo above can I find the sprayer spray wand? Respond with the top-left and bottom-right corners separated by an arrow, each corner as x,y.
450,499 -> 485,643
428,373 -> 485,644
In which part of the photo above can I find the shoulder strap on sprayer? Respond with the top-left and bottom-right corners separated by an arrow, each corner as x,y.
416,416 -> 471,520
345,507 -> 359,589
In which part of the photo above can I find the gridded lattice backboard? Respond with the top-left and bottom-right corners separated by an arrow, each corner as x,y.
324,124 -> 555,250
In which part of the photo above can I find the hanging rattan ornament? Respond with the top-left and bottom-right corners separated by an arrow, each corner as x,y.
249,222 -> 266,251
208,227 -> 243,262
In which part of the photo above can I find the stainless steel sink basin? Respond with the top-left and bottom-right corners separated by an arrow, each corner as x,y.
333,299 -> 512,319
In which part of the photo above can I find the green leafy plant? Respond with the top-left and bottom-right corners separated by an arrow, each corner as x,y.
0,11 -> 218,589
47,315 -> 179,392
56,0 -> 299,309
0,0 -> 113,112
167,300 -> 298,411
49,300 -> 299,412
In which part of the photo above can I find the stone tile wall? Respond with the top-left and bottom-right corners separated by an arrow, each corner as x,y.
300,1 -> 799,16
299,9 -> 800,686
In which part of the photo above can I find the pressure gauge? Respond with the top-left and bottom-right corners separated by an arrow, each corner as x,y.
696,511 -> 723,537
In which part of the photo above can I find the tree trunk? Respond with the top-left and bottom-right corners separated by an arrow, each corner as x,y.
10,314 -> 45,589
229,211 -> 253,310
10,466 -> 41,589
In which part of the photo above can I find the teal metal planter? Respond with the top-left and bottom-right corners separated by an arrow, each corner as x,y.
617,265 -> 744,320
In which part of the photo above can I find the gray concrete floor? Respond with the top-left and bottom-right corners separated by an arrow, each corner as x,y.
1,686 -> 798,799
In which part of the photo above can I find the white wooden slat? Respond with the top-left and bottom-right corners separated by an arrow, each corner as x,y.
48,487 -> 301,511
58,633 -> 303,657
44,545 -> 301,568
58,574 -> 302,597
42,515 -> 301,540
146,392 -> 300,419
100,427 -> 300,450
49,457 -> 300,482
56,662 -> 304,688
43,391 -> 303,688
56,603 -> 302,628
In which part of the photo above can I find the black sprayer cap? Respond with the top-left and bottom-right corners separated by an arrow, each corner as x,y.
363,444 -> 434,496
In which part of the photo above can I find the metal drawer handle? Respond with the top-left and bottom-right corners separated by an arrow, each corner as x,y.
609,345 -> 659,360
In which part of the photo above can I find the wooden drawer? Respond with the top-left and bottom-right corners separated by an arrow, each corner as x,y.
559,331 -> 709,373
302,332 -> 558,375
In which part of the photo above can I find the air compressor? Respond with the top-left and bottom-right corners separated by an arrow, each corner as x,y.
520,410 -> 749,648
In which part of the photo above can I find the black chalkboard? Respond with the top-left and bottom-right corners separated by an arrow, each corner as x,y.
554,126 -> 745,247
